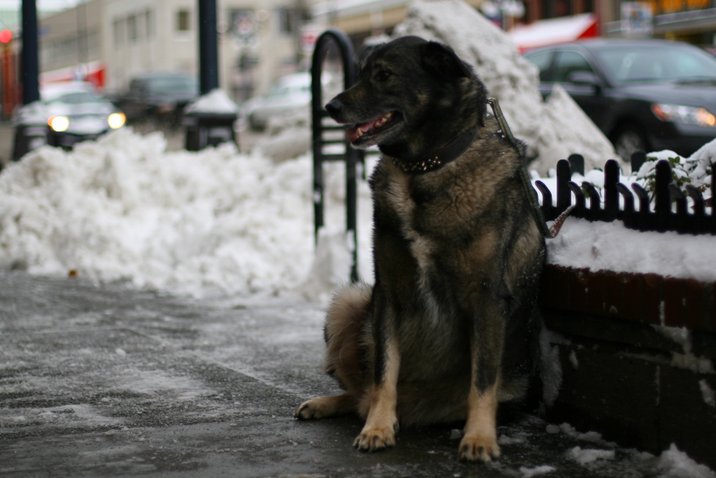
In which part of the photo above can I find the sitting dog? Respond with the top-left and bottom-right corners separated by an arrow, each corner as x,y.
295,35 -> 545,462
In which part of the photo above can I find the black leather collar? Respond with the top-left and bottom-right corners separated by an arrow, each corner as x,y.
390,128 -> 477,174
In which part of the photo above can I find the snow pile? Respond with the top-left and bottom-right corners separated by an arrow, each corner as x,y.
519,465 -> 556,477
635,140 -> 715,197
394,0 -> 617,173
546,218 -> 716,282
185,89 -> 238,114
0,128 -> 371,298
13,101 -> 49,126
567,446 -> 615,466
657,444 -> 716,478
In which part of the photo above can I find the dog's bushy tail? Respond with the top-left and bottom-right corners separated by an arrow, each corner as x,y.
324,284 -> 372,395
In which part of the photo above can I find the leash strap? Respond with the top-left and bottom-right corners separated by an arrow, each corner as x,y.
487,98 -> 552,238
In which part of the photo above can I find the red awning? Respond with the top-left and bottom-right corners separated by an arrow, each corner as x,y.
40,61 -> 106,90
509,13 -> 599,53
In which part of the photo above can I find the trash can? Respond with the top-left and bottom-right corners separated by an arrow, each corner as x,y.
184,110 -> 238,151
12,102 -> 49,161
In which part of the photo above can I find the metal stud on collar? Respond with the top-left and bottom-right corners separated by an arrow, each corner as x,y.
393,155 -> 444,174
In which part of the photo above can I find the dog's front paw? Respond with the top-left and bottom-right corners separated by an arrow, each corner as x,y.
353,425 -> 396,452
458,434 -> 501,462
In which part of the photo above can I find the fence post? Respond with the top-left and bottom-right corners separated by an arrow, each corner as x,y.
311,29 -> 360,283
654,160 -> 672,232
556,159 -> 572,213
604,159 -> 620,220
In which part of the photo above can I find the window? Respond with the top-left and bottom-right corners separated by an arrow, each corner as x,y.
113,18 -> 125,46
275,7 -> 298,35
228,8 -> 254,37
127,14 -> 139,43
524,50 -> 555,81
553,51 -> 593,82
176,9 -> 191,33
145,9 -> 154,39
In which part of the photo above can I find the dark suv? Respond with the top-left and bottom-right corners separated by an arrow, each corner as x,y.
524,39 -> 716,158
118,72 -> 199,125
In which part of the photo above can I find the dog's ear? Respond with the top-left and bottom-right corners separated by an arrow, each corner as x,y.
421,41 -> 474,79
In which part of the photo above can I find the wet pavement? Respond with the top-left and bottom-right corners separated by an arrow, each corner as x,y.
0,272 -> 702,477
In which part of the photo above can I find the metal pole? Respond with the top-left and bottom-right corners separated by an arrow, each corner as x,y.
198,0 -> 219,94
21,0 -> 40,104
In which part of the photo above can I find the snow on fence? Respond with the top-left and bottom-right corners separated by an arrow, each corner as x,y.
538,155 -> 716,236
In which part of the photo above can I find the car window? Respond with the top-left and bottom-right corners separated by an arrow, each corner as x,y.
147,76 -> 198,94
594,44 -> 716,84
553,51 -> 594,82
524,50 -> 555,81
46,91 -> 105,105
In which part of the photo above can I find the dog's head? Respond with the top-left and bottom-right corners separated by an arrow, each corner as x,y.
325,36 -> 487,155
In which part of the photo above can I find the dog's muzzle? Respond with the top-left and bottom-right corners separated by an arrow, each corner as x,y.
325,98 -> 345,122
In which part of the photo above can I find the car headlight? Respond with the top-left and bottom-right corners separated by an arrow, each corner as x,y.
651,103 -> 716,127
107,112 -> 126,130
48,115 -> 70,132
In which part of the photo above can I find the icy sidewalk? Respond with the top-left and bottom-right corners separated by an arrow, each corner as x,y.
0,272 -> 712,478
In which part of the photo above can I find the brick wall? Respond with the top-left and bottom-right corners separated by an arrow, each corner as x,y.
540,264 -> 716,468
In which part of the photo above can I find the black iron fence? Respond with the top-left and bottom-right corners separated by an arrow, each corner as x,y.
537,156 -> 715,235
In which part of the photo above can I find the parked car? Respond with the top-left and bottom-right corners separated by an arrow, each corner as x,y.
242,72 -> 315,131
524,39 -> 716,158
41,81 -> 126,148
117,72 -> 198,125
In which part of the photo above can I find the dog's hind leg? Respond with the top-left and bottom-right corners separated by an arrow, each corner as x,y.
294,393 -> 356,420
294,284 -> 371,421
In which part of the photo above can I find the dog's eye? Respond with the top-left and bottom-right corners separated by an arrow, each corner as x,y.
375,70 -> 392,82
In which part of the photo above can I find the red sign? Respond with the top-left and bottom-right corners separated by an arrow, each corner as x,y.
0,29 -> 12,44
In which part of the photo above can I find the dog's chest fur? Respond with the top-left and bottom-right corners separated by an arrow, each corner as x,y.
370,135 -> 518,379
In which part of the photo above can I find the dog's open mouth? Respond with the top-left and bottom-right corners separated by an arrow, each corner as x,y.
347,111 -> 401,145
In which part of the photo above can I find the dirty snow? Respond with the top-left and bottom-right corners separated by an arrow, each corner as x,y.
519,464 -> 556,476
0,129 -> 372,299
657,444 -> 716,478
700,380 -> 716,408
567,446 -> 616,466
546,218 -> 716,282
185,89 -> 238,114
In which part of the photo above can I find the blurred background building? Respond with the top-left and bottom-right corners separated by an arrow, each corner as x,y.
0,0 -> 715,119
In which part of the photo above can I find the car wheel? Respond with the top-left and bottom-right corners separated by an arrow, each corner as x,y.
613,125 -> 649,161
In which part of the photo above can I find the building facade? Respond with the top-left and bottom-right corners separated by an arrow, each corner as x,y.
604,0 -> 716,46
36,0 -> 311,101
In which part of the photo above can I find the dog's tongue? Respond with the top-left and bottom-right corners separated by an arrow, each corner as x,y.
347,112 -> 394,143
347,118 -> 378,143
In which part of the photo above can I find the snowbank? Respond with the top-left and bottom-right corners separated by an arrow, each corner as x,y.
546,218 -> 716,282
0,129 -> 372,298
1,130 -> 713,299
185,89 -> 238,114
394,0 -> 618,173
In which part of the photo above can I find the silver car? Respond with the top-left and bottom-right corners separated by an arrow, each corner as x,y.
42,82 -> 126,148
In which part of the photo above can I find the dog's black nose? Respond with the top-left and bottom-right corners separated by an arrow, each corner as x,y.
324,98 -> 344,120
